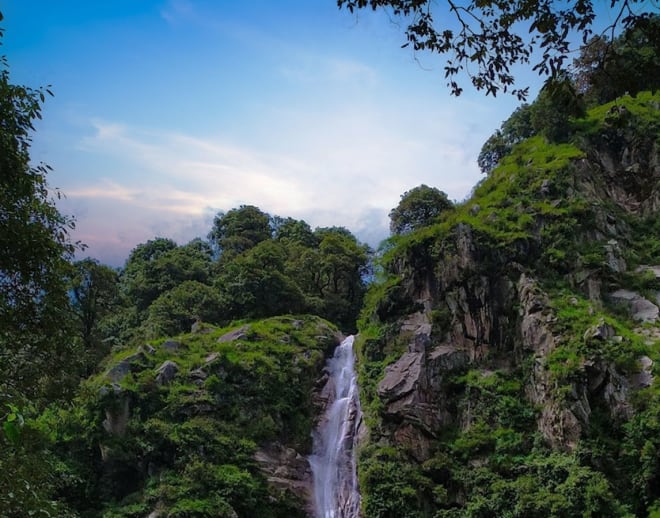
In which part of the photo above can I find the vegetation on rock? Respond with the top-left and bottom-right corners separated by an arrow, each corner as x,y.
355,88 -> 660,517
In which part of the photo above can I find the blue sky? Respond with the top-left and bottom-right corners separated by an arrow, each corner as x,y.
2,0 -> 554,265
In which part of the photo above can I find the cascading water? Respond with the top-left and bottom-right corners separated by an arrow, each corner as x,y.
309,335 -> 362,518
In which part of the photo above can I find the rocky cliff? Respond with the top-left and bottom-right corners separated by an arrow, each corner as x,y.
356,92 -> 660,517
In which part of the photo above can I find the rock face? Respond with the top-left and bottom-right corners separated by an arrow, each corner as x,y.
155,360 -> 179,385
358,94 -> 659,515
254,442 -> 314,516
609,289 -> 659,323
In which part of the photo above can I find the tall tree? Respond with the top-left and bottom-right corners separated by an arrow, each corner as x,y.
0,12 -> 79,515
120,238 -> 211,312
68,259 -> 119,371
216,240 -> 306,320
571,14 -> 660,106
478,104 -> 534,174
0,14 -> 77,404
338,0 -> 652,99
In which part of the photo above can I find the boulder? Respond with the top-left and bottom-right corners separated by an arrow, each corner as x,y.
155,360 -> 179,385
378,352 -> 424,403
105,352 -> 147,382
102,397 -> 130,437
161,340 -> 185,352
217,325 -> 250,343
610,289 -> 659,322
254,442 -> 313,515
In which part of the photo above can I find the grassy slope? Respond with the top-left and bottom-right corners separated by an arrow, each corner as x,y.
44,315 -> 339,517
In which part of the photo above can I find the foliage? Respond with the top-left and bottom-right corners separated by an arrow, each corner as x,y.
144,280 -> 225,338
571,14 -> 660,106
120,238 -> 212,313
338,0 -> 652,99
272,216 -> 318,247
529,76 -> 586,142
0,22 -> 78,404
389,184 -> 454,235
356,90 -> 660,516
215,240 -> 306,321
477,103 -> 534,174
359,445 -> 432,518
208,205 -> 272,259
50,316 -> 338,516
68,258 -> 120,373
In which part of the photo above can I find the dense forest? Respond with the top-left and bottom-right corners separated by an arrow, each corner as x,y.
1,7 -> 659,518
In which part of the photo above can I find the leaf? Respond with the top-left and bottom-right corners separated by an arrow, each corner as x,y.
3,420 -> 20,444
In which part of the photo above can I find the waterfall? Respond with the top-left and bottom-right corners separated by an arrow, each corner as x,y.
309,335 -> 362,518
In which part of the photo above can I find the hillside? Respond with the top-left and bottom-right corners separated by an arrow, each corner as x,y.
355,91 -> 660,516
44,316 -> 341,517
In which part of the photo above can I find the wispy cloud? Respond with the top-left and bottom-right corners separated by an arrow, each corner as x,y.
64,96 -> 483,266
160,0 -> 196,26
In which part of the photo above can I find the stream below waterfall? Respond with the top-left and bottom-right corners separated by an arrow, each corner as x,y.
309,335 -> 362,518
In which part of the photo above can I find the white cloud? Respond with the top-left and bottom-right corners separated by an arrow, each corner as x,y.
64,85 -> 488,265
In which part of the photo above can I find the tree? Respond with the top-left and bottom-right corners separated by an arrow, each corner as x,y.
144,280 -> 225,338
216,240 -> 306,320
0,12 -> 79,515
68,259 -> 119,371
285,227 -> 371,331
272,216 -> 318,247
120,238 -> 211,312
529,76 -> 585,142
0,14 -> 77,404
208,205 -> 271,259
478,103 -> 534,174
338,0 -> 652,100
389,185 -> 453,235
571,14 -> 660,106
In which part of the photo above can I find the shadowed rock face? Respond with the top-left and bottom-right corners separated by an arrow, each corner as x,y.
254,442 -> 315,516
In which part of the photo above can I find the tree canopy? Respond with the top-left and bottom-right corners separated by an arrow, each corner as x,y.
208,205 -> 272,259
338,0 -> 653,99
571,13 -> 660,105
478,13 -> 659,174
389,184 -> 454,235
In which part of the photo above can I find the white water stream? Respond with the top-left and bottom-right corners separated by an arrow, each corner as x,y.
309,335 -> 362,518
